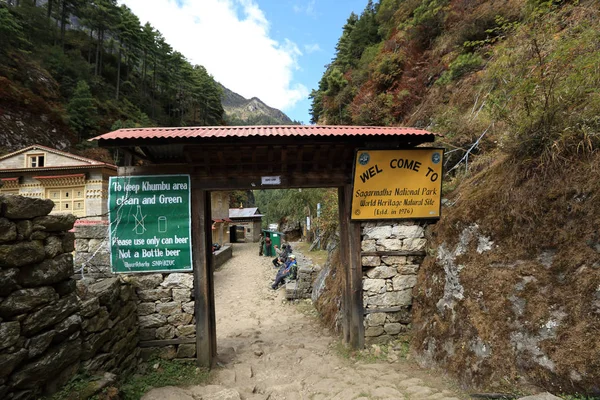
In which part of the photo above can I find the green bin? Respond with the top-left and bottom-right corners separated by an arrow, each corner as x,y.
262,229 -> 284,256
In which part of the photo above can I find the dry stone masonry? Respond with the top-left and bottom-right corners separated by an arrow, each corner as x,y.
0,195 -> 140,400
361,221 -> 427,345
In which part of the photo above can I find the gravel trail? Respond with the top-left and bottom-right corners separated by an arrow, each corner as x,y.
142,242 -> 466,400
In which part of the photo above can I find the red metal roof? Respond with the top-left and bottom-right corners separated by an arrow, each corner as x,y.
1,177 -> 19,181
91,125 -> 436,141
33,173 -> 86,180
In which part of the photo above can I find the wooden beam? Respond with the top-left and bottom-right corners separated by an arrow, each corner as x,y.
139,338 -> 196,347
191,186 -> 215,368
361,251 -> 426,257
348,188 -> 365,349
118,165 -> 191,176
337,186 -> 351,344
364,306 -> 407,314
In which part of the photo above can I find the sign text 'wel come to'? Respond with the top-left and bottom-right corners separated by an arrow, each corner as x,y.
351,149 -> 444,220
108,174 -> 192,273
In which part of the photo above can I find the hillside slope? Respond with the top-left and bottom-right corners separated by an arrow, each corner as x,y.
311,0 -> 600,395
221,85 -> 294,126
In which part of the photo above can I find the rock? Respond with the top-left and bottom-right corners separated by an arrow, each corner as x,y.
392,275 -> 417,291
31,214 -> 77,232
0,321 -> 21,350
80,297 -> 100,318
11,337 -> 82,389
53,279 -> 76,297
361,256 -> 381,267
87,238 -> 106,253
75,239 -> 89,252
0,348 -> 28,379
366,289 -> 413,308
172,288 -> 191,302
0,268 -> 19,296
156,325 -> 176,340
383,323 -> 404,335
27,330 -> 56,359
0,241 -> 45,268
21,293 -> 79,336
73,224 -> 108,239
402,238 -> 427,251
176,344 -> 196,358
139,328 -> 157,341
139,314 -> 167,329
365,326 -> 385,337
0,195 -> 54,219
81,308 -> 109,333
81,330 -> 112,360
517,393 -> 562,400
123,273 -> 164,289
377,238 -> 403,251
0,218 -> 17,243
363,226 -> 392,240
0,286 -> 58,318
17,253 -> 73,287
15,220 -> 33,240
392,225 -> 424,239
361,239 -> 377,252
141,387 -> 195,400
363,279 -> 386,295
365,313 -> 386,327
182,301 -> 195,315
398,264 -> 419,274
156,301 -> 181,315
44,235 -> 64,258
138,289 -> 172,302
381,255 -> 407,266
167,313 -> 192,326
365,266 -> 396,279
87,278 -> 120,307
137,302 -> 156,316
61,232 -> 75,253
176,325 -> 195,338
161,273 -> 194,289
54,314 -> 82,343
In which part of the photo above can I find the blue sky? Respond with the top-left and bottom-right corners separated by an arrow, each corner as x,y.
120,0 -> 370,124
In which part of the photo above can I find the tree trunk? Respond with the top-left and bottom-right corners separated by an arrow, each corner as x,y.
115,45 -> 121,100
47,0 -> 53,18
87,29 -> 93,64
60,0 -> 67,50
94,29 -> 101,76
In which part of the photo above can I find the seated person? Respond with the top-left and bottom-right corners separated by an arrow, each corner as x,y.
272,244 -> 288,268
271,254 -> 297,290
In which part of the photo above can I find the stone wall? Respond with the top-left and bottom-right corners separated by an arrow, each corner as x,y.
286,263 -> 320,300
123,273 -> 196,360
0,195 -> 139,399
74,222 -> 111,277
361,221 -> 427,345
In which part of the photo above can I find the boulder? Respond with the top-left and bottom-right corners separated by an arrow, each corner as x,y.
0,268 -> 19,296
21,293 -> 79,336
0,321 -> 21,351
124,273 -> 164,290
176,344 -> 196,358
31,214 -> 77,232
0,348 -> 28,379
17,253 -> 73,287
0,218 -> 17,243
15,220 -> 33,240
10,337 -> 82,389
0,195 -> 54,219
161,273 -> 194,289
44,236 -> 64,258
27,330 -> 56,359
73,224 -> 108,239
0,241 -> 45,268
0,287 -> 58,318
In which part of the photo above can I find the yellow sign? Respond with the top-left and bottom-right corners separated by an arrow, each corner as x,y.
351,148 -> 444,220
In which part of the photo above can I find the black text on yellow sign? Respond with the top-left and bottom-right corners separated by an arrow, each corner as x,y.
351,149 -> 444,220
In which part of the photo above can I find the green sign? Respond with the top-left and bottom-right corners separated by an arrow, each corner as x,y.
108,175 -> 192,273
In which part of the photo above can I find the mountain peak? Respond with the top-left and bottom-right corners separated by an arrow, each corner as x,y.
220,85 -> 294,126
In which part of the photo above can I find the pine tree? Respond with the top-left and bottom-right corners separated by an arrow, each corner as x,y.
67,80 -> 97,139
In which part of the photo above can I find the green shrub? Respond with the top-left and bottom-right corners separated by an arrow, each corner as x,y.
436,53 -> 483,85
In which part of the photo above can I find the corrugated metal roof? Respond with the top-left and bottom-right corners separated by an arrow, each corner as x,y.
229,207 -> 262,218
90,125 -> 435,141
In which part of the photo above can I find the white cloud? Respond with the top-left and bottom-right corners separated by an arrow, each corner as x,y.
293,0 -> 316,17
304,43 -> 321,54
120,0 -> 308,111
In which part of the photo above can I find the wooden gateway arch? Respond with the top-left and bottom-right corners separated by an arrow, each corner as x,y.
92,125 -> 438,367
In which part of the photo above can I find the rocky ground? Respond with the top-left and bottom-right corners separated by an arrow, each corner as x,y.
142,242 -> 468,400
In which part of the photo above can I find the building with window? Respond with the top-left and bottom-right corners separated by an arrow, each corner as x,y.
229,207 -> 263,242
0,144 -> 116,220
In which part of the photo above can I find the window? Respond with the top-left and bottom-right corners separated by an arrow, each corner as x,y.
27,154 -> 45,168
47,187 -> 85,217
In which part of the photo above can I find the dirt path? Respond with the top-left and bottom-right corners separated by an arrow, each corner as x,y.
142,242 -> 467,400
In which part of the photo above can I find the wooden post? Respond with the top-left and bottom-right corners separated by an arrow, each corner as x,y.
191,186 -> 216,367
338,185 -> 364,349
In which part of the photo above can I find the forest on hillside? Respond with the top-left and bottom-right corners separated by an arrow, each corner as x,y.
0,0 -> 224,153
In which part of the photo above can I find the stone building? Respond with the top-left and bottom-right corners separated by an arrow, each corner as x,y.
0,145 -> 116,221
229,207 -> 263,242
